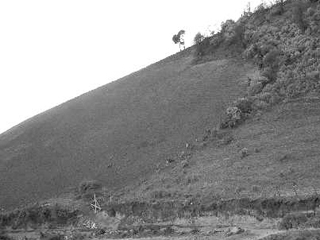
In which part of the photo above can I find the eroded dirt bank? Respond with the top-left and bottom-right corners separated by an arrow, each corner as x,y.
2,195 -> 320,239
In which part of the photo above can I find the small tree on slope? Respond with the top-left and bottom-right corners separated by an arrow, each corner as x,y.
172,30 -> 186,51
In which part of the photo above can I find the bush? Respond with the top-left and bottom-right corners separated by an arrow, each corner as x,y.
194,32 -> 205,45
220,97 -> 254,129
232,22 -> 246,47
220,20 -> 242,45
234,97 -> 253,114
193,37 -> 216,63
220,106 -> 242,129
210,33 -> 224,48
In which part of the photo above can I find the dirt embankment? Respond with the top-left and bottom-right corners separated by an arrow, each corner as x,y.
1,195 -> 319,230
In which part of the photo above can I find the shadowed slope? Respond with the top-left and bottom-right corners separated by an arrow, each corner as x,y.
0,49 -> 253,209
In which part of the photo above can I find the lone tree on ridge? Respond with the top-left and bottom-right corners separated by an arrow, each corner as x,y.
172,29 -> 185,51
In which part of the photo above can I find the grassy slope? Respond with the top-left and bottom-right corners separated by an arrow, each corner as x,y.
0,47 -> 253,209
127,94 -> 320,202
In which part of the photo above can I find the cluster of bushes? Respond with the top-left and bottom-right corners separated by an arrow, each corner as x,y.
0,204 -> 79,229
211,0 -> 320,129
244,0 -> 320,101
193,0 -> 319,116
245,36 -> 318,100
193,16 -> 247,61
220,97 -> 253,128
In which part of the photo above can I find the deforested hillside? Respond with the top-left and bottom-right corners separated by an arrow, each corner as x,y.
1,1 -> 320,239
0,46 -> 253,209
119,0 -> 320,210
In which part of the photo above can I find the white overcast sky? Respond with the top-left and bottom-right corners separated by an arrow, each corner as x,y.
0,0 -> 263,134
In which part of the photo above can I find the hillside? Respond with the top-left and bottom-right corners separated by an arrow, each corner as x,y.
1,0 -> 320,239
0,46 -> 253,209
122,93 -> 320,203
1,0 -> 319,215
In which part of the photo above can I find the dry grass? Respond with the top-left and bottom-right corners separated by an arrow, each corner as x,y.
122,96 -> 320,203
0,47 -> 253,209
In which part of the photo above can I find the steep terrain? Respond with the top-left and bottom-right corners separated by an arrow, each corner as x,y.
124,94 -> 320,202
1,1 -> 320,239
0,47 -> 253,209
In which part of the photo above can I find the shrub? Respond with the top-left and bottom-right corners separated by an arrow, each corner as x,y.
193,32 -> 205,45
234,97 -> 253,114
193,37 -> 213,62
232,22 -> 247,47
209,33 -> 224,48
220,97 -> 254,129
220,106 -> 242,129
220,19 -> 244,45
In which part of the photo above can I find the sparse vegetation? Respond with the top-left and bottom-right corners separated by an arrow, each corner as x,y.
78,180 -> 102,200
190,0 -> 320,110
0,204 -> 79,230
2,1 -> 320,240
